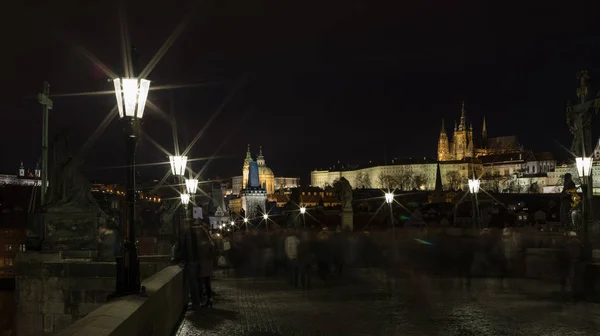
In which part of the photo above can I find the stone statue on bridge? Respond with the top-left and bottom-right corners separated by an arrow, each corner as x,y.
45,130 -> 102,214
33,130 -> 106,252
333,177 -> 353,231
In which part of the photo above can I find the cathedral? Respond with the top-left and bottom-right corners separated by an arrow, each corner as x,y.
438,102 -> 521,161
242,145 -> 275,195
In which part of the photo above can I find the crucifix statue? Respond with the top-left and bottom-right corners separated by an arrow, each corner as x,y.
566,70 -> 600,157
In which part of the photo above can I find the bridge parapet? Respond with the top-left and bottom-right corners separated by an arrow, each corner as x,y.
55,265 -> 188,336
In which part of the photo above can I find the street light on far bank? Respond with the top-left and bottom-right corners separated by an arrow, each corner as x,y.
263,213 -> 269,220
300,206 -> 306,214
111,76 -> 151,297
384,192 -> 394,204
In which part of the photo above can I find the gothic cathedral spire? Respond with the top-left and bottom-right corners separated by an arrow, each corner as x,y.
459,101 -> 466,131
437,119 -> 450,161
482,117 -> 488,148
244,144 -> 252,163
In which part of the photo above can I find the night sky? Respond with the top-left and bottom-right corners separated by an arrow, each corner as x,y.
2,0 -> 600,184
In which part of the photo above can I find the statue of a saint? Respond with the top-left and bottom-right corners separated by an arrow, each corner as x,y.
333,177 -> 353,212
44,130 -> 102,214
566,70 -> 600,157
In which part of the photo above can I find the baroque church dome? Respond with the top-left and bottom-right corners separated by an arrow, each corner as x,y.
242,145 -> 276,195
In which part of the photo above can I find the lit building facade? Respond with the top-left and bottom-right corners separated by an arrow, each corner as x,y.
311,159 -> 483,191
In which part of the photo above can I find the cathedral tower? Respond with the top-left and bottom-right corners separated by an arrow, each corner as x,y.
453,101 -> 469,160
242,144 -> 252,189
482,117 -> 487,148
437,119 -> 451,161
257,146 -> 265,166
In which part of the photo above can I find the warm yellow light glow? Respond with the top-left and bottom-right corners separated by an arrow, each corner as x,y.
180,193 -> 190,205
384,192 -> 394,204
169,156 -> 188,176
576,157 -> 593,178
185,178 -> 198,194
113,78 -> 151,119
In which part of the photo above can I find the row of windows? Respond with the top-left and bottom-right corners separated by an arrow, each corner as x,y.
4,244 -> 26,252
0,258 -> 13,267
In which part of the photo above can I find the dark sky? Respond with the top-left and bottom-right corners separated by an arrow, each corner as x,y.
2,0 -> 600,184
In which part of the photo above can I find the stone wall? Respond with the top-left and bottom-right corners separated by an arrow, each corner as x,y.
15,252 -> 171,335
55,266 -> 188,336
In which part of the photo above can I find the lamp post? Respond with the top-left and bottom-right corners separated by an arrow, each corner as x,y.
263,213 -> 269,233
300,206 -> 306,228
243,217 -> 249,232
185,178 -> 198,222
385,192 -> 396,260
468,178 -> 480,231
575,157 -> 593,261
113,77 -> 151,296
169,156 -> 187,245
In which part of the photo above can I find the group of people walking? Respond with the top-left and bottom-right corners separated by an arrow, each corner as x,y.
174,222 -> 216,310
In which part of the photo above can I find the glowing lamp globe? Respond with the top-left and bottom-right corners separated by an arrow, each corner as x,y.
113,78 -> 151,119
185,178 -> 198,194
468,179 -> 480,194
263,214 -> 269,220
230,221 -> 235,226
384,192 -> 394,204
169,156 -> 187,176
180,193 -> 190,205
576,157 -> 593,178
300,206 -> 306,214
243,218 -> 248,223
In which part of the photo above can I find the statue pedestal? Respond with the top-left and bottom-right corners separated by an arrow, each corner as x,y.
341,210 -> 354,231
33,211 -> 99,252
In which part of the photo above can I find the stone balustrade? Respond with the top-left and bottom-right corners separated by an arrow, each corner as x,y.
15,252 -> 172,335
54,265 -> 188,336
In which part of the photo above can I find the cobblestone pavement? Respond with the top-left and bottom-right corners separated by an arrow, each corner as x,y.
175,269 -> 600,336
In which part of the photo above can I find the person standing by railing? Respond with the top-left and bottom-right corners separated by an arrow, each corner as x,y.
284,231 -> 300,286
196,223 -> 216,308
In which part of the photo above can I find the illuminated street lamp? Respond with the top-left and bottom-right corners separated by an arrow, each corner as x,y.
112,77 -> 151,296
468,179 -> 481,194
576,157 -> 593,179
180,193 -> 190,206
243,217 -> 249,232
169,156 -> 188,176
384,192 -> 396,259
185,178 -> 198,194
576,156 -> 593,265
300,206 -> 306,228
468,178 -> 481,230
263,213 -> 270,233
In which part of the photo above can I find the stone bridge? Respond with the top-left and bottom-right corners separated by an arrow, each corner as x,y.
13,228 -> 600,335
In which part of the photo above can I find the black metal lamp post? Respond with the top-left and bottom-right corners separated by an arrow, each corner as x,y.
575,157 -> 593,260
169,156 -> 188,245
113,77 -> 151,296
468,178 -> 480,231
